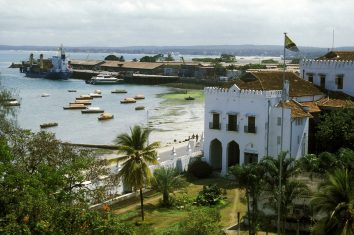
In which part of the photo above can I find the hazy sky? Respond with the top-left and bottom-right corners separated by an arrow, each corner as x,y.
0,0 -> 353,47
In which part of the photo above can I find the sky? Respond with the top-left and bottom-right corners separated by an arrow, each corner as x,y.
0,0 -> 353,48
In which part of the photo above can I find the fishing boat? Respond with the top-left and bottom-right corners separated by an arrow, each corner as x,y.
63,104 -> 87,110
120,98 -> 136,104
4,100 -> 20,106
76,95 -> 93,100
87,73 -> 124,85
135,106 -> 145,110
134,94 -> 145,100
81,107 -> 104,114
68,89 -> 77,92
89,93 -> 102,98
20,45 -> 72,80
111,89 -> 127,94
41,93 -> 50,97
98,112 -> 114,120
40,122 -> 58,128
70,100 -> 91,105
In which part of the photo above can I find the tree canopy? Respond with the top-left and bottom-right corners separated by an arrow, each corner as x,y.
104,54 -> 125,61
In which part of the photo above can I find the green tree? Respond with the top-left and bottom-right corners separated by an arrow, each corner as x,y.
311,170 -> 354,235
229,163 -> 264,235
177,208 -> 223,235
115,125 -> 160,221
165,53 -> 175,61
316,109 -> 354,152
297,154 -> 320,180
152,167 -> 186,206
105,54 -> 125,61
260,152 -> 306,234
195,184 -> 224,206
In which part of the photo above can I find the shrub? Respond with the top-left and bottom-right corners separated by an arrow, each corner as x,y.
195,184 -> 224,206
188,158 -> 212,178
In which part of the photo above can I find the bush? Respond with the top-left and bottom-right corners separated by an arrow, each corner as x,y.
188,158 -> 212,178
195,184 -> 224,206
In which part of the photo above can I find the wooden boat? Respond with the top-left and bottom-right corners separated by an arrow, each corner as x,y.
184,96 -> 195,100
120,97 -> 136,104
70,100 -> 91,105
81,107 -> 104,114
76,95 -> 93,100
4,100 -> 20,106
89,93 -> 102,98
111,89 -> 127,94
68,89 -> 77,92
135,106 -> 145,110
40,122 -> 58,128
41,93 -> 50,97
63,104 -> 87,110
98,112 -> 114,120
134,94 -> 145,100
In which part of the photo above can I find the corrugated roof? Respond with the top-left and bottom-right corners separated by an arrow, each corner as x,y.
70,60 -> 104,66
317,51 -> 354,61
277,100 -> 312,118
230,71 -> 323,97
300,101 -> 322,113
100,61 -> 164,69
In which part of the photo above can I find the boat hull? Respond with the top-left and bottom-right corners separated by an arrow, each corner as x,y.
25,71 -> 72,80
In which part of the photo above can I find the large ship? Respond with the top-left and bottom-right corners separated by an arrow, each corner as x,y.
20,45 -> 72,80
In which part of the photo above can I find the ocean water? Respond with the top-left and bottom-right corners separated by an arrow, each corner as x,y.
0,50 -> 204,145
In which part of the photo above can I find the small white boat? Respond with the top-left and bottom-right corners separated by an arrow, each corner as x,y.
120,97 -> 136,104
94,90 -> 102,94
134,94 -> 145,100
88,74 -> 124,85
5,100 -> 20,106
89,93 -> 102,98
81,107 -> 104,114
41,93 -> 50,97
98,112 -> 114,120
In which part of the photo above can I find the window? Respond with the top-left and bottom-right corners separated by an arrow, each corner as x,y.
295,118 -> 303,126
209,113 -> 221,129
244,153 -> 258,164
277,136 -> 281,145
277,117 -> 282,126
336,75 -> 344,89
227,114 -> 238,131
308,74 -> 313,83
320,75 -> 326,89
297,135 -> 300,144
244,116 -> 256,133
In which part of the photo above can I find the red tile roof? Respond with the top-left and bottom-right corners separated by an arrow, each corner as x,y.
277,100 -> 313,118
317,51 -> 354,61
229,71 -> 323,97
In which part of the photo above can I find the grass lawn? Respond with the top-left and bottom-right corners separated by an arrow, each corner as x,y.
111,177 -> 247,234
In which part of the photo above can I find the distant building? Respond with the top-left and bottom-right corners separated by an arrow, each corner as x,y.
300,51 -> 354,96
203,71 -> 324,175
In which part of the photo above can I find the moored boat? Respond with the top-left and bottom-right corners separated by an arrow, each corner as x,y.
68,89 -> 77,92
40,122 -> 58,128
63,104 -> 87,110
41,93 -> 50,97
120,97 -> 136,104
70,100 -> 91,105
98,112 -> 114,120
185,96 -> 195,100
111,89 -> 127,94
4,100 -> 20,106
76,95 -> 93,100
89,93 -> 102,98
81,107 -> 104,114
135,106 -> 145,110
134,94 -> 145,100
87,73 -> 124,85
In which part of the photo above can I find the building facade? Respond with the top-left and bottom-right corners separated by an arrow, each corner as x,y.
203,71 -> 323,175
300,51 -> 354,96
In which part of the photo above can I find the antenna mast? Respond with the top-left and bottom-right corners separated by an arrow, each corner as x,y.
331,29 -> 335,51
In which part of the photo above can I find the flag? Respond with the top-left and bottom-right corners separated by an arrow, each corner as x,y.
285,35 -> 299,52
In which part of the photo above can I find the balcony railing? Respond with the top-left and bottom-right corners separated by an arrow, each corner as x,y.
209,122 -> 221,130
226,124 -> 239,132
244,125 -> 257,133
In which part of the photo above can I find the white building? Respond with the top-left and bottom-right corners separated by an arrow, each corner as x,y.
203,71 -> 323,175
300,51 -> 354,97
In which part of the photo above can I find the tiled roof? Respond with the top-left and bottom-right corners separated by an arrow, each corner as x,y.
101,61 -> 164,69
277,100 -> 312,118
301,91 -> 354,111
230,71 -> 323,97
70,60 -> 104,66
300,101 -> 322,113
317,51 -> 354,61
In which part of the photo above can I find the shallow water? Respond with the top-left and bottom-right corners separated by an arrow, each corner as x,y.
0,50 -> 204,145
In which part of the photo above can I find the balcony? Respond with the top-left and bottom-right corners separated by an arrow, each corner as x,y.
226,124 -> 239,132
244,125 -> 257,134
209,122 -> 221,130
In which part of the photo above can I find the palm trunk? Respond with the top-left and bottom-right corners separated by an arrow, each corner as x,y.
139,187 -> 144,221
246,190 -> 251,235
163,191 -> 169,206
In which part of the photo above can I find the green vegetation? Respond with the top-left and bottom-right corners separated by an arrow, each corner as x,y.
158,89 -> 204,105
140,54 -> 163,62
290,58 -> 300,64
105,54 -> 125,61
261,58 -> 278,64
316,109 -> 354,153
195,184 -> 225,206
239,63 -> 267,72
115,125 -> 160,221
188,158 -> 213,178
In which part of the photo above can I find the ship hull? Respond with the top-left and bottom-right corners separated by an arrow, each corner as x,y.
25,71 -> 72,80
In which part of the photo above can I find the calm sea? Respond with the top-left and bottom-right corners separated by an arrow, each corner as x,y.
0,50 -> 204,145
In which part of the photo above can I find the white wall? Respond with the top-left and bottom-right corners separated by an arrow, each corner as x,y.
300,59 -> 354,96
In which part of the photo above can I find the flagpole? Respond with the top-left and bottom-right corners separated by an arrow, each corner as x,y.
277,32 -> 286,235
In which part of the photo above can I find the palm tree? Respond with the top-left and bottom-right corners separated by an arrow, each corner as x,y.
152,167 -> 186,206
115,125 -> 160,221
229,163 -> 264,235
311,170 -> 354,235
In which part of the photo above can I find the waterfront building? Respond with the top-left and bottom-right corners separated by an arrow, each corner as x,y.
203,71 -> 323,175
300,51 -> 354,96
